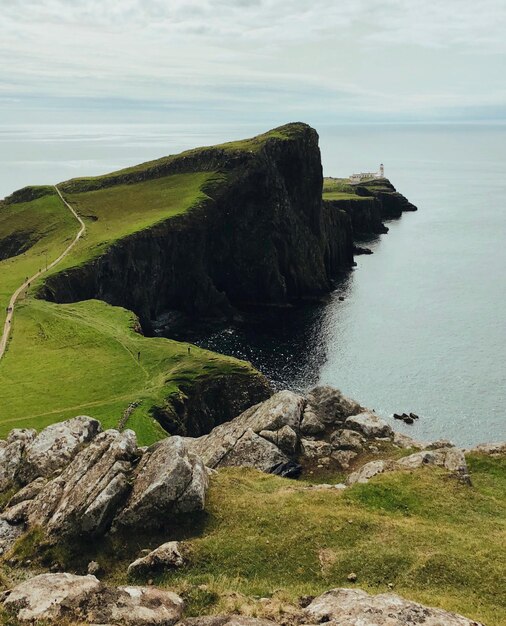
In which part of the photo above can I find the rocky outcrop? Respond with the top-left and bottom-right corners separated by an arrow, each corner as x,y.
347,446 -> 471,485
185,390 -> 305,472
18,415 -> 101,483
114,436 -> 208,531
2,573 -> 184,625
303,587 -> 482,625
184,387 -> 387,475
0,423 -> 209,543
2,577 -> 482,626
128,541 -> 185,577
24,429 -> 138,538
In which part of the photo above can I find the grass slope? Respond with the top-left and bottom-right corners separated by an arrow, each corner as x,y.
162,456 -> 506,625
0,137 -> 270,441
322,177 -> 371,202
0,190 -> 76,329
8,456 -> 505,625
0,298 -> 260,445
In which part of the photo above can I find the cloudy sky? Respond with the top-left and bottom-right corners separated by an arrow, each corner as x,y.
1,0 -> 505,124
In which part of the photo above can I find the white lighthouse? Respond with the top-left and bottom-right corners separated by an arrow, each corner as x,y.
379,163 -> 384,178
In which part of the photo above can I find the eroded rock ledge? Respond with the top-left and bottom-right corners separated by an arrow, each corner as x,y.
0,385 -> 501,625
1,576 -> 483,625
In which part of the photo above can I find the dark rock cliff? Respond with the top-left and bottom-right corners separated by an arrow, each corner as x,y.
323,179 -> 417,239
39,123 -> 355,329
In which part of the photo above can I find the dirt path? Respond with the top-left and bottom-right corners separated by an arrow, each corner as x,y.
0,185 -> 85,361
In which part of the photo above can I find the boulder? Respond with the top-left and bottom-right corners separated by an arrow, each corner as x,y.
114,436 -> 208,531
426,439 -> 454,449
2,573 -> 184,626
304,587 -> 483,625
186,391 -> 304,472
347,460 -> 387,485
89,585 -> 184,626
395,450 -> 447,470
215,429 -> 290,473
127,541 -> 185,577
259,425 -> 298,455
345,412 -> 393,438
467,442 -> 506,456
20,429 -> 138,538
0,429 -> 36,491
300,408 -> 325,435
19,416 -> 101,483
392,431 -> 425,449
330,429 -> 364,451
394,447 -> 469,480
2,572 -> 101,622
306,387 -> 364,425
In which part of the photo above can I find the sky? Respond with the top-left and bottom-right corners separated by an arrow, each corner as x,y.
1,0 -> 505,125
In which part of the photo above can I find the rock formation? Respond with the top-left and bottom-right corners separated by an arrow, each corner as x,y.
0,422 -> 209,548
2,572 -> 184,625
1,577 -> 482,625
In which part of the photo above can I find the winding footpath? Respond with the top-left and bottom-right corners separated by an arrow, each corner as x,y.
0,186 -> 85,361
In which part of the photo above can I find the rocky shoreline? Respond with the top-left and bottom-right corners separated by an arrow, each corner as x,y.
0,385 -> 502,624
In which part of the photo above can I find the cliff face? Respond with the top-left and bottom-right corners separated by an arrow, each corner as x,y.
39,124 -> 355,329
323,179 -> 417,239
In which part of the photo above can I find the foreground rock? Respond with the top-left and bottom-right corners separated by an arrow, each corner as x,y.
22,429 -> 138,538
186,390 -> 305,473
2,573 -> 184,625
304,588 -> 483,625
0,429 -> 36,491
176,588 -> 482,626
128,541 -> 185,576
114,436 -> 208,531
19,415 -> 101,484
185,387 -> 376,475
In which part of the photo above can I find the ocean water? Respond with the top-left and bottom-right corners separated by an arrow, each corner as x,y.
1,122 -> 505,446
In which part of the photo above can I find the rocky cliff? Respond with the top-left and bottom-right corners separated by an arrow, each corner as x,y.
322,177 -> 417,239
38,124 -> 355,330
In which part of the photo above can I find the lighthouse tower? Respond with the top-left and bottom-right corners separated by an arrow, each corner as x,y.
379,163 -> 384,178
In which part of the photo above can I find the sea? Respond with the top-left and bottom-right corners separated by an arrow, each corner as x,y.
1,122 -> 505,446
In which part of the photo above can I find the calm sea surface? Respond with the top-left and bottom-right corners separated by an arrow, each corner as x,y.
1,122 -> 505,446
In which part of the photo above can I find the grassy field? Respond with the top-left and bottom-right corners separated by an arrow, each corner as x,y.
0,190 -> 77,329
8,455 -> 505,625
0,298 -> 261,445
161,455 -> 506,625
0,158 -> 259,443
322,177 -> 372,202
50,172 -> 221,275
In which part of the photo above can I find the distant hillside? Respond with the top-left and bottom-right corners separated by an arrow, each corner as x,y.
0,123 -> 416,443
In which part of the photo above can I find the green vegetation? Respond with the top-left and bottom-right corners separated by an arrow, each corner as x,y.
160,456 -> 506,624
0,298 -> 260,445
0,190 -> 76,328
322,177 -> 371,201
60,122 -> 309,194
52,172 -> 222,274
0,140 -> 265,442
6,456 -> 505,625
